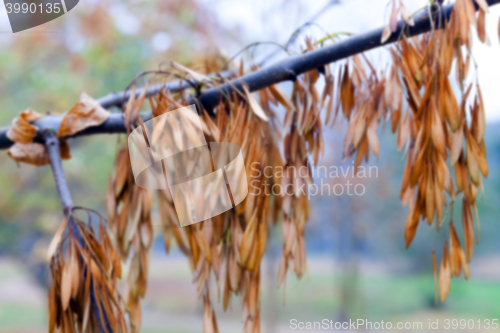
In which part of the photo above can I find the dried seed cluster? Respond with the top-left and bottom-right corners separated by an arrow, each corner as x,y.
47,210 -> 126,332
107,85 -> 155,332
393,0 -> 489,304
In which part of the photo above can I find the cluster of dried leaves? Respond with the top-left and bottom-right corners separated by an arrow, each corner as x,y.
4,1 -> 497,332
343,0 -> 491,304
47,209 -> 127,332
6,92 -> 110,165
107,149 -> 153,332
107,89 -> 154,331
394,0 -> 489,304
111,73 -> 289,332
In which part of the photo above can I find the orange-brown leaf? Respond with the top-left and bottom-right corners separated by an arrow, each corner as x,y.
477,9 -> 486,43
439,242 -> 451,302
7,108 -> 44,144
431,100 -> 446,156
243,85 -> 268,121
58,92 -> 110,137
7,142 -> 49,166
61,264 -> 72,311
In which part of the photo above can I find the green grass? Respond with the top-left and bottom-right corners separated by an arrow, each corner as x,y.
1,258 -> 500,332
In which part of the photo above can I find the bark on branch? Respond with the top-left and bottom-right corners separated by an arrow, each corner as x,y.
44,131 -> 74,213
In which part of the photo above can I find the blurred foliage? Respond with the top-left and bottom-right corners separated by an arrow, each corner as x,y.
0,0 -> 234,257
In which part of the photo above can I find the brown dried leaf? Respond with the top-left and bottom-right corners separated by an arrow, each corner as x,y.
450,126 -> 464,165
366,122 -> 379,157
70,243 -> 80,299
269,84 -> 295,110
477,9 -> 486,43
462,200 -> 475,262
114,149 -> 130,197
8,142 -> 49,166
58,92 -> 110,137
47,217 -> 68,261
61,264 -> 72,311
466,137 -> 481,184
439,242 -> 451,302
430,100 -> 446,156
476,86 -> 486,142
203,296 -> 216,333
450,221 -> 469,279
243,85 -> 268,121
47,285 -> 57,333
7,108 -> 44,144
240,211 -> 258,267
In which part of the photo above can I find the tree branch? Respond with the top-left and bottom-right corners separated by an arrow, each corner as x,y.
44,131 -> 74,213
0,0 -> 497,151
97,70 -> 234,109
44,131 -> 111,333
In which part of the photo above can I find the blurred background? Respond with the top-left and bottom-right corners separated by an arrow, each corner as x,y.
1,0 -> 500,332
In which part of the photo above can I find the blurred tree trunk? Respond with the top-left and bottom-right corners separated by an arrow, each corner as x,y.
264,226 -> 279,333
336,196 -> 359,323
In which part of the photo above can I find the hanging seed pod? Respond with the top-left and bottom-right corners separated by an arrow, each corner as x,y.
48,208 -> 128,332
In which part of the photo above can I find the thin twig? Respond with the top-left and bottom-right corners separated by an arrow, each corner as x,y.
44,130 -> 73,213
43,131 -> 110,333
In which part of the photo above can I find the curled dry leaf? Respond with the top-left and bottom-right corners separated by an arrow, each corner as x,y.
58,92 -> 111,137
8,142 -> 50,166
8,140 -> 71,166
6,108 -> 44,144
